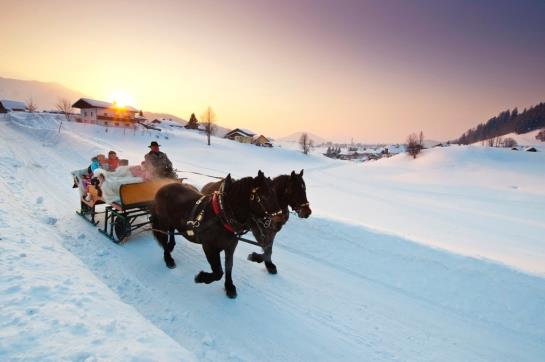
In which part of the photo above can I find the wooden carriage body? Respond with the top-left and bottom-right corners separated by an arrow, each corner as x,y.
77,179 -> 179,243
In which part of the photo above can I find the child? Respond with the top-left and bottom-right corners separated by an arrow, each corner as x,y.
107,150 -> 120,171
83,156 -> 101,201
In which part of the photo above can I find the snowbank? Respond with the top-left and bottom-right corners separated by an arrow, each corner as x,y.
1,113 -> 544,360
0,151 -> 194,360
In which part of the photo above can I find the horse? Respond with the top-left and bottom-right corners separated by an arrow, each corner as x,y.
151,170 -> 283,298
201,169 -> 311,274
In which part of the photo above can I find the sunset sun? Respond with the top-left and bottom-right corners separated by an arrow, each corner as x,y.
110,90 -> 135,108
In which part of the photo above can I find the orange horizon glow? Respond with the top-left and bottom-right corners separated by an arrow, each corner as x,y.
1,1 -> 544,143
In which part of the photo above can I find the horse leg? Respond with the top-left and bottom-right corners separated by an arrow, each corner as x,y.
248,231 -> 278,274
263,234 -> 277,274
152,224 -> 176,269
194,243 -> 223,285
224,241 -> 238,298
168,228 -> 176,252
247,228 -> 265,263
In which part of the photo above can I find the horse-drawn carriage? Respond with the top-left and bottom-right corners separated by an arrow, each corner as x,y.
74,166 -> 311,298
77,178 -> 179,243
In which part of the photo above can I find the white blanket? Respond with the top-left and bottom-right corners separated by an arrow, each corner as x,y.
93,166 -> 143,203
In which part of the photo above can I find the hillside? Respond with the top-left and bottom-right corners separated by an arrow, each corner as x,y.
1,112 -> 544,360
277,131 -> 327,144
0,76 -> 86,110
454,102 -> 545,144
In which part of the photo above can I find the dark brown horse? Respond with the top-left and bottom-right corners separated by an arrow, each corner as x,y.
151,170 -> 282,298
201,170 -> 311,274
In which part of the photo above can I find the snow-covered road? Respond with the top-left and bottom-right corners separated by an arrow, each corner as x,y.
1,113 -> 544,361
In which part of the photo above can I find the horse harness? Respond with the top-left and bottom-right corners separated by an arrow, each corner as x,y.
182,181 -> 282,245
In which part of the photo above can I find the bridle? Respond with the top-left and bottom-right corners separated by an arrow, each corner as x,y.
284,180 -> 310,214
250,186 -> 283,218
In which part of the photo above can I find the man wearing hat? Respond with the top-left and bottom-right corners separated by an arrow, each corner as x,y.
144,141 -> 177,179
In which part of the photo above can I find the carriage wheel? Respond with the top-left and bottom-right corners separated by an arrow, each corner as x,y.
113,216 -> 131,243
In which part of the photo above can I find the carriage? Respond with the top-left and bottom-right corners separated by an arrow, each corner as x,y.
77,178 -> 179,243
74,167 -> 311,298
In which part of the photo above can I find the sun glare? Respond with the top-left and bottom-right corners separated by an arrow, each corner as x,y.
110,90 -> 135,108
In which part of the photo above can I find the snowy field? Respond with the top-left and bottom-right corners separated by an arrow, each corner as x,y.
1,112 -> 545,361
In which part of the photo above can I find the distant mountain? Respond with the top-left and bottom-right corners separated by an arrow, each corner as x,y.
0,76 -> 86,110
453,102 -> 545,144
278,131 -> 327,144
143,111 -> 187,125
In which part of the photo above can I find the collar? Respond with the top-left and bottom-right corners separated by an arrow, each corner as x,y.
212,192 -> 236,234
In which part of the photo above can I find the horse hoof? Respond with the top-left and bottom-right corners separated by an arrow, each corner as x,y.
248,252 -> 263,263
265,262 -> 277,274
166,260 -> 176,269
225,286 -> 237,299
194,271 -> 205,283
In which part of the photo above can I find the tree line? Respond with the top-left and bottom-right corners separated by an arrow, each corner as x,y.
454,102 -> 545,144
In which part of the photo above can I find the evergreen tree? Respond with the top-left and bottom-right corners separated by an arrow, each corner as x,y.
185,113 -> 199,129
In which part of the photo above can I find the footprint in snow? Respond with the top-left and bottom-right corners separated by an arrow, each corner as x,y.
44,216 -> 57,225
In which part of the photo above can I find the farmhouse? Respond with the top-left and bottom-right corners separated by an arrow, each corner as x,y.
72,98 -> 138,127
224,128 -> 256,144
252,134 -> 273,147
0,99 -> 27,113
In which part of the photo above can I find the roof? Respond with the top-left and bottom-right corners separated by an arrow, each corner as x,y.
72,98 -> 138,112
0,99 -> 26,111
252,134 -> 271,142
224,128 -> 256,138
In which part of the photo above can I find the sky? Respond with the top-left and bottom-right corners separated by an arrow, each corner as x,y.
1,0 -> 544,142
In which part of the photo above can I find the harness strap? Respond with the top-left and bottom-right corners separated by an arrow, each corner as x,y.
211,192 -> 237,234
185,195 -> 208,238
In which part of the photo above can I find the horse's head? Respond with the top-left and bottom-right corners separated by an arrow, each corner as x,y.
248,170 -> 283,223
287,169 -> 312,218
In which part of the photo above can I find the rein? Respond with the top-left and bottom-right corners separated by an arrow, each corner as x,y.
174,169 -> 224,179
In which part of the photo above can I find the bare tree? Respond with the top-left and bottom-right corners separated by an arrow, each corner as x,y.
299,133 -> 313,155
487,137 -> 494,147
201,106 -> 217,146
26,97 -> 38,113
502,137 -> 518,148
56,98 -> 73,133
406,132 -> 424,158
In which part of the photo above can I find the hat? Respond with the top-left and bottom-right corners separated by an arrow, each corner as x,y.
148,141 -> 160,148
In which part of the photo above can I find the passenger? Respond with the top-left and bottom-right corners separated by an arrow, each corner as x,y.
97,154 -> 109,171
107,150 -> 120,171
144,141 -> 177,179
87,156 -> 99,173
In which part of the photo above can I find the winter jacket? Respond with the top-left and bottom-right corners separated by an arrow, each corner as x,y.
144,151 -> 176,179
90,159 -> 101,172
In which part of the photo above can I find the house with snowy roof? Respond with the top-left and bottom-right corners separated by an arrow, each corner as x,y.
0,99 -> 27,113
224,128 -> 256,144
72,98 -> 138,127
252,134 -> 273,147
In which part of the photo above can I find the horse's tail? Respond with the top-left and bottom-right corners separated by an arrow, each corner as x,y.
148,201 -> 157,225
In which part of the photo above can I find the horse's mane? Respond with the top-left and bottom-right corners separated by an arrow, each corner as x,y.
224,176 -> 254,222
272,174 -> 291,208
